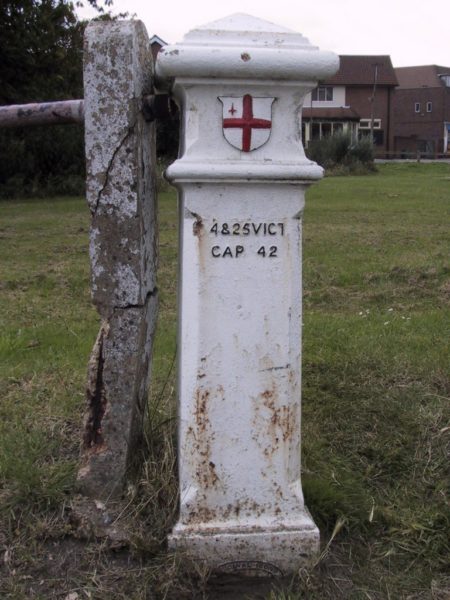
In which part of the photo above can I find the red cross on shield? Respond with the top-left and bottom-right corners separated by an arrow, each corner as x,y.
219,94 -> 275,152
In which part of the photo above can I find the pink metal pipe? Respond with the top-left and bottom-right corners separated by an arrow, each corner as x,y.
0,100 -> 84,128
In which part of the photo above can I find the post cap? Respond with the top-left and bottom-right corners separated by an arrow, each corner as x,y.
156,13 -> 339,84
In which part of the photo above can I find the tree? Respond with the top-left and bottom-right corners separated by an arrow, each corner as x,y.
0,0 -> 112,196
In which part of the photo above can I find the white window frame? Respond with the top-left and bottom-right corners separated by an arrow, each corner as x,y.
359,118 -> 381,130
426,101 -> 432,113
312,86 -> 334,102
415,102 -> 421,113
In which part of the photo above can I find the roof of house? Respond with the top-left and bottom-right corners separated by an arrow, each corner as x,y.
395,65 -> 450,88
323,55 -> 398,86
302,107 -> 360,120
150,35 -> 167,47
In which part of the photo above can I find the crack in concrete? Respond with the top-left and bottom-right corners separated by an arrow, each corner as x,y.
116,286 -> 158,311
92,121 -> 137,215
101,287 -> 158,318
84,321 -> 109,449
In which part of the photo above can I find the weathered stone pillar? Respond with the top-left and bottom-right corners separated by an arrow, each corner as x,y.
77,21 -> 157,499
156,14 -> 338,574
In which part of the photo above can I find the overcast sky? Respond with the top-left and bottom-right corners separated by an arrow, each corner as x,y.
77,0 -> 449,68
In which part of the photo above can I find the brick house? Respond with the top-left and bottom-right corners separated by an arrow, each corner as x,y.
393,65 -> 450,156
302,55 -> 398,155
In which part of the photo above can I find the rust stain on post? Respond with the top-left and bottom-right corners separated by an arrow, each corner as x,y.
192,212 -> 203,236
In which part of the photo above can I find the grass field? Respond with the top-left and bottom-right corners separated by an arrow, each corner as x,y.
0,163 -> 449,599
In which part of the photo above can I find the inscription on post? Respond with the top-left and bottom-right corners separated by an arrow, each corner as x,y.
206,220 -> 285,259
218,560 -> 284,577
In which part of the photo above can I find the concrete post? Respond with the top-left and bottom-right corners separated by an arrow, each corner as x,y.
77,20 -> 158,499
156,13 -> 338,575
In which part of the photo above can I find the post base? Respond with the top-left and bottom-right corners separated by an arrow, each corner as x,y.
169,515 -> 320,576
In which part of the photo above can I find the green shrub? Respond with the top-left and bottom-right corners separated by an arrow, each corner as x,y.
306,131 -> 375,174
348,135 -> 374,164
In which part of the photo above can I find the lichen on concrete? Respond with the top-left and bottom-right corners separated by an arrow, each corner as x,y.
77,20 -> 158,500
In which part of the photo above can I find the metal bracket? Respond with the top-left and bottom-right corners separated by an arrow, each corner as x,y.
142,94 -> 177,123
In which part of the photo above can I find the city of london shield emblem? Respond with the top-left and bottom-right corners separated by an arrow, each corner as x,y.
218,94 -> 275,152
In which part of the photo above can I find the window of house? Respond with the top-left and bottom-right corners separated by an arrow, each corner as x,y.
311,123 -> 321,140
373,130 -> 384,146
359,129 -> 384,146
439,75 -> 450,87
359,119 -> 381,129
307,121 -> 344,142
321,123 -> 332,137
427,102 -> 432,113
312,86 -> 333,102
415,103 -> 421,113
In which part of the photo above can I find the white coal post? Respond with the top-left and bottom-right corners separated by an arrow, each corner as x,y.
156,14 -> 338,575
